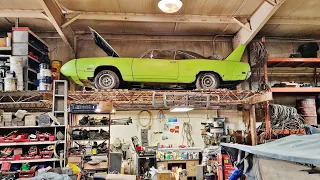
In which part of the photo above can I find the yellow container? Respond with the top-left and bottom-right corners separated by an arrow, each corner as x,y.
51,60 -> 62,80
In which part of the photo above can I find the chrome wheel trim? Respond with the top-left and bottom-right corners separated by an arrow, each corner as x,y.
201,74 -> 217,88
98,73 -> 115,89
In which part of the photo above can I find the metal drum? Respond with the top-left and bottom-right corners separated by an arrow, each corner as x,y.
10,56 -> 23,90
38,76 -> 52,91
296,98 -> 317,125
4,77 -> 17,92
51,60 -> 62,80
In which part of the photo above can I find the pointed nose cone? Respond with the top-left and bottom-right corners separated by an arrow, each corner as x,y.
61,59 -> 77,77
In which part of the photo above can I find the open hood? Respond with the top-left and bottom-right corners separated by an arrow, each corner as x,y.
89,27 -> 120,57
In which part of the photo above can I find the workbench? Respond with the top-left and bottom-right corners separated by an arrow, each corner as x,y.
157,159 -> 199,179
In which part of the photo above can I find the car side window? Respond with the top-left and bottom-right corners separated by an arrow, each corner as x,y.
153,50 -> 175,59
141,50 -> 153,59
175,51 -> 196,60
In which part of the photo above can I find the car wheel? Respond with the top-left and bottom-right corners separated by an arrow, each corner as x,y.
94,70 -> 120,89
196,72 -> 220,90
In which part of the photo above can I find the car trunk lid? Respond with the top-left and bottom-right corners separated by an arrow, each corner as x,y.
89,27 -> 120,57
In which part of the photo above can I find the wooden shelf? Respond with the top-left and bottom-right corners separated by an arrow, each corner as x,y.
271,87 -> 320,93
268,58 -> 320,68
0,125 -> 65,129
28,55 -> 40,63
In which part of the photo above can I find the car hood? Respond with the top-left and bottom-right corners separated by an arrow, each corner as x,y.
89,27 -> 120,57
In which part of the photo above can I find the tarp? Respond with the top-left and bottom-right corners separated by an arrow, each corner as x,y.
221,134 -> 320,165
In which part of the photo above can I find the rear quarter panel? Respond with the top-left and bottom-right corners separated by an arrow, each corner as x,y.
76,57 -> 134,81
178,59 -> 250,83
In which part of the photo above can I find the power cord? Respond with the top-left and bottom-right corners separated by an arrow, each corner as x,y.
182,113 -> 195,147
137,110 -> 153,128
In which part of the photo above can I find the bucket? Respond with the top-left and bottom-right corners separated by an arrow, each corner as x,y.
38,77 -> 52,91
39,63 -> 52,77
296,98 -> 317,125
51,60 -> 62,80
4,77 -> 17,91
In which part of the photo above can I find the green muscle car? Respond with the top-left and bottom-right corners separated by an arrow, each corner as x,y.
60,28 -> 251,90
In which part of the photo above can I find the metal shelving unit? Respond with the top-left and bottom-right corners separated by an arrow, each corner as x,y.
67,112 -> 111,172
12,27 -> 50,90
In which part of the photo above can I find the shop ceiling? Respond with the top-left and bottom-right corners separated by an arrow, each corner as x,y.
0,0 -> 319,47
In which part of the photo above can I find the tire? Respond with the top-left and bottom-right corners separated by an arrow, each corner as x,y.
94,70 -> 120,89
195,72 -> 220,90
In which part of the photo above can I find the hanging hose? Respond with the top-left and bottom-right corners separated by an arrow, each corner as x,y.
137,110 -> 153,128
182,113 -> 195,147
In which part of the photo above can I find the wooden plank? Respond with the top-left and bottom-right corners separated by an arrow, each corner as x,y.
269,58 -> 320,63
249,105 -> 257,146
271,88 -> 320,93
248,91 -> 273,104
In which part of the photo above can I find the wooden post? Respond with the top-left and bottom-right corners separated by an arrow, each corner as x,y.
263,64 -> 271,136
249,104 -> 257,145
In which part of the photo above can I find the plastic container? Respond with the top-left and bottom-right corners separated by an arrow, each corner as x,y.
51,60 -> 62,80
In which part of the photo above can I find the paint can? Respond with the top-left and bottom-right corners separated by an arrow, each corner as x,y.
4,77 -> 17,92
51,60 -> 62,80
38,76 -> 52,91
39,63 -> 52,77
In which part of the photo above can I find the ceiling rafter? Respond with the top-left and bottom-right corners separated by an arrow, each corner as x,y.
37,0 -> 75,52
233,0 -> 287,47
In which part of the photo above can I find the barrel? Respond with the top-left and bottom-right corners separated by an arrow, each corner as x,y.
296,98 -> 317,125
4,77 -> 17,91
10,56 -> 23,90
51,60 -> 62,80
39,63 -> 52,77
38,76 -> 52,91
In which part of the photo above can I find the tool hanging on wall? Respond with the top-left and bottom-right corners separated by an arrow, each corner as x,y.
138,110 -> 153,128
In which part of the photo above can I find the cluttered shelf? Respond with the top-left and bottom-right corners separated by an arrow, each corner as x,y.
0,141 -> 64,147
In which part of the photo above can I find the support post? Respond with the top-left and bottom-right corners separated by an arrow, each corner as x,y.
249,104 -> 257,146
263,64 -> 271,135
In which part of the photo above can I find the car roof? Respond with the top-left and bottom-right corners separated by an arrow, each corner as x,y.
140,49 -> 207,59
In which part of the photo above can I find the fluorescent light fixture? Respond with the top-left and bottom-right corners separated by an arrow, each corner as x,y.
158,0 -> 183,13
170,107 -> 194,112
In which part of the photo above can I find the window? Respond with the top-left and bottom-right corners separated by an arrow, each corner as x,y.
141,50 -> 153,59
175,51 -> 197,60
152,50 -> 175,59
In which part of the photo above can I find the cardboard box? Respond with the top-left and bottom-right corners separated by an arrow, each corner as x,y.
4,121 -> 11,126
0,38 -> 6,47
84,162 -> 108,170
3,112 -> 12,122
25,115 -> 36,126
14,148 -> 23,155
68,156 -> 82,164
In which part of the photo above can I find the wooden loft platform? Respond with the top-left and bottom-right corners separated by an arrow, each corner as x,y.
68,89 -> 272,110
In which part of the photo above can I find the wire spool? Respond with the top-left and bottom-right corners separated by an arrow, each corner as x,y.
9,56 -> 23,90
296,98 -> 317,125
4,77 -> 17,92
52,60 -> 62,80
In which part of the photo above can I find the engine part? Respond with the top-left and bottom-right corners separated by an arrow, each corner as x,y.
79,115 -> 90,125
70,129 -> 89,140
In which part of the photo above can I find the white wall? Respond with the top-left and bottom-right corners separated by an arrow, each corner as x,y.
75,109 -> 244,149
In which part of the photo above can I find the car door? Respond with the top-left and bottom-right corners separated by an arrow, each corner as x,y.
132,50 -> 179,82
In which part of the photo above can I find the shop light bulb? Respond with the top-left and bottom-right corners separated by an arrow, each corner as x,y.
158,0 -> 183,13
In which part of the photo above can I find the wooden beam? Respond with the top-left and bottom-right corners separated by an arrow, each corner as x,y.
248,91 -> 273,104
233,0 -> 287,47
38,0 -> 74,52
64,13 -> 248,24
0,10 -> 49,20
249,105 -> 257,146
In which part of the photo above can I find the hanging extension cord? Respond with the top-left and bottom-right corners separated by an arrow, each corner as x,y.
182,113 -> 195,147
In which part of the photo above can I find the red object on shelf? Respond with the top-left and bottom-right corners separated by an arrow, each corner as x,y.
13,155 -> 21,160
49,135 -> 55,141
217,153 -> 236,180
4,140 -> 14,143
19,170 -> 35,178
34,155 -> 42,159
5,157 -> 14,161
1,162 -> 11,171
